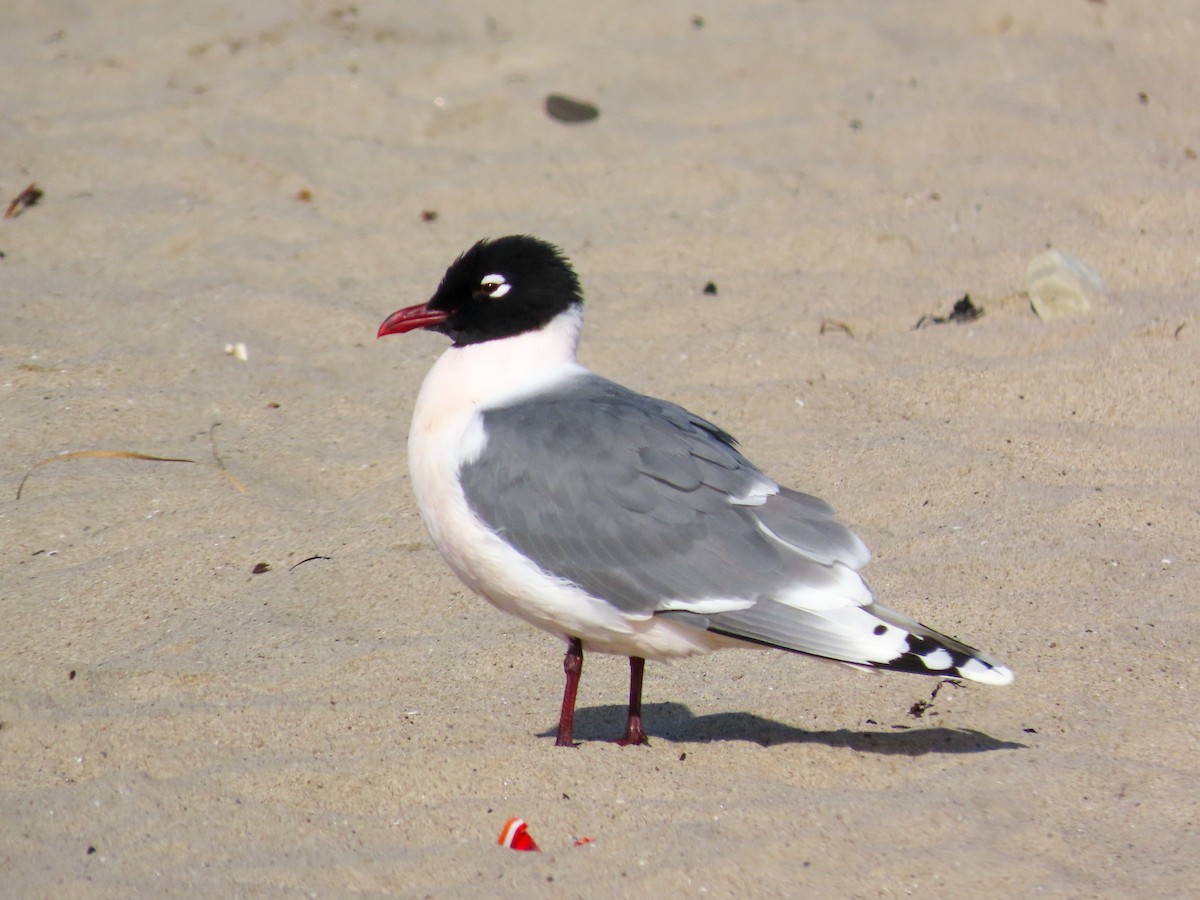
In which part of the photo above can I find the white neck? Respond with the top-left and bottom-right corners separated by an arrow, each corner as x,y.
411,304 -> 587,435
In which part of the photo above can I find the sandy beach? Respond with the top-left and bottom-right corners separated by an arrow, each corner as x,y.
3,0 -> 1198,895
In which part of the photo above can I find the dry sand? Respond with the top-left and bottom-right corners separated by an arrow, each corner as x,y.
3,0 -> 1198,895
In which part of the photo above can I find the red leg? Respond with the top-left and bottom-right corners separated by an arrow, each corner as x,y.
555,637 -> 584,747
615,656 -> 650,746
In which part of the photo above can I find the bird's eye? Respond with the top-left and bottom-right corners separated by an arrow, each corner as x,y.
478,274 -> 511,299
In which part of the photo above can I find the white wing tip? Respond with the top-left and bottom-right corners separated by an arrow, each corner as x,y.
957,658 -> 1014,686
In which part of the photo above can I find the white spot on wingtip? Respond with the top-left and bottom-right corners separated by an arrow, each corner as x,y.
958,657 -> 1014,686
919,647 -> 954,671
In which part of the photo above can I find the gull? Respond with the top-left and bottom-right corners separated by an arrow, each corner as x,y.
378,235 -> 1012,746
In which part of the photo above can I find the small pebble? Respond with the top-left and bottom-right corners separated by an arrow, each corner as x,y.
545,94 -> 600,124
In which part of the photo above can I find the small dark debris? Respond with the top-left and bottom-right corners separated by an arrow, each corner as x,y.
1185,147 -> 1197,160
545,94 -> 600,124
702,281 -> 717,295
1023,727 -> 1038,734
849,118 -> 863,130
691,14 -> 705,28
929,679 -> 960,701
421,209 -> 439,222
890,724 -> 911,730
251,562 -> 271,574
1137,91 -> 1149,105
865,719 -> 877,725
908,678 -> 961,718
69,670 -> 76,681
944,294 -> 982,323
562,792 -> 570,800
288,555 -> 332,572
267,401 -> 281,409
914,294 -> 983,329
296,189 -> 313,202
86,846 -> 96,855
818,318 -> 853,337
5,183 -> 43,219
679,752 -> 687,761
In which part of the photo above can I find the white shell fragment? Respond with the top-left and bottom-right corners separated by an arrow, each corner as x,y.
1025,250 -> 1108,321
224,342 -> 249,362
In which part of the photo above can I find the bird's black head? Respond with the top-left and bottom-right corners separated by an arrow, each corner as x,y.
378,236 -> 583,347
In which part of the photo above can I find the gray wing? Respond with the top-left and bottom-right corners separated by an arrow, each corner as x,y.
458,374 -> 869,618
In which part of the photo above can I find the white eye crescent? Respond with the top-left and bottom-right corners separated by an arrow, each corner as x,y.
479,274 -> 511,298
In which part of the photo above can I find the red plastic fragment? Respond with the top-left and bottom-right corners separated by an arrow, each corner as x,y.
497,817 -> 541,852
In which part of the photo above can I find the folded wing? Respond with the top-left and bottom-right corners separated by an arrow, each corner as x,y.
458,374 -> 1011,685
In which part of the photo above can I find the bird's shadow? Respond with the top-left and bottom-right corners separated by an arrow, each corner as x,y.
537,702 -> 1025,754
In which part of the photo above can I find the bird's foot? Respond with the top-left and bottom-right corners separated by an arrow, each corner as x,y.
612,718 -> 650,747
